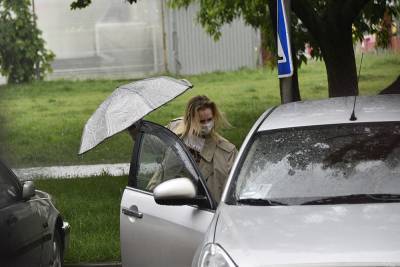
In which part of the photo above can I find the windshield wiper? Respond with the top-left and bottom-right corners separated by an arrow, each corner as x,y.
237,198 -> 287,206
301,194 -> 400,205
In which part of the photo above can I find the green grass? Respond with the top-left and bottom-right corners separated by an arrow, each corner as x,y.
1,53 -> 399,167
35,175 -> 127,264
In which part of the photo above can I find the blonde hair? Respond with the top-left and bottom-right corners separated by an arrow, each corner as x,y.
177,95 -> 230,138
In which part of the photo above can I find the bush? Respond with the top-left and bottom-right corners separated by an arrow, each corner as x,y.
0,0 -> 54,84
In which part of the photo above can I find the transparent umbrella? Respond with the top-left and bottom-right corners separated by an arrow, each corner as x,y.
78,76 -> 192,154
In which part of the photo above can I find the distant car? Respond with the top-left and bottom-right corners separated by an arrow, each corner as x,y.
0,160 -> 70,267
120,95 -> 400,266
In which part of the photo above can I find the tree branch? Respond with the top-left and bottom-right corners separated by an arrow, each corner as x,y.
342,0 -> 371,24
267,0 -> 277,44
70,0 -> 137,10
291,0 -> 323,39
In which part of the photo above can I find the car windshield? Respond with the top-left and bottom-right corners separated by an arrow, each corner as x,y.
233,122 -> 400,205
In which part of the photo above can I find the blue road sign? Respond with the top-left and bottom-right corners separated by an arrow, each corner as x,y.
277,0 -> 293,78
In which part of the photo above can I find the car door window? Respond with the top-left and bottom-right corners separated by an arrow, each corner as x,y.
136,130 -> 198,192
0,164 -> 20,209
127,121 -> 215,208
121,121 -> 215,267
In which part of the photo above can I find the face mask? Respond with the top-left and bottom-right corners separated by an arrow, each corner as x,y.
200,120 -> 214,136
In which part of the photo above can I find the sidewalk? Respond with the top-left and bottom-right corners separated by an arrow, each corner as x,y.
13,163 -> 130,181
13,162 -> 159,181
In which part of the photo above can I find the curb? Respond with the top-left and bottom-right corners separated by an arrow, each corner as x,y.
13,163 -> 130,181
65,263 -> 121,267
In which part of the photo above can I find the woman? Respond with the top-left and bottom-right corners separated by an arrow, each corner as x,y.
148,95 -> 238,203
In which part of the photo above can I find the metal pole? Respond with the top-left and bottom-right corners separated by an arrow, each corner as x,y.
171,9 -> 180,75
160,0 -> 168,73
279,0 -> 293,104
31,0 -> 40,80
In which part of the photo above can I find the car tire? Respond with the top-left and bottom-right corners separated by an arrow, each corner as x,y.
50,230 -> 63,267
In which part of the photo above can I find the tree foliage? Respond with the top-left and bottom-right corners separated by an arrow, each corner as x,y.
70,0 -> 137,10
169,0 -> 399,97
354,1 -> 400,48
0,0 -> 55,84
169,0 -> 399,66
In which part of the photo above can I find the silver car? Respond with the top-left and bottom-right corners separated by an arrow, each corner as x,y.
120,94 -> 400,267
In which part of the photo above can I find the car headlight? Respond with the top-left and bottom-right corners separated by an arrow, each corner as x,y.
198,243 -> 237,267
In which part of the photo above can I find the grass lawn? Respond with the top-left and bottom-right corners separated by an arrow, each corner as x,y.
35,175 -> 127,264
1,53 -> 399,168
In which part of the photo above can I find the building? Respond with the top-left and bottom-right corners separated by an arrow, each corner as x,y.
33,0 -> 261,80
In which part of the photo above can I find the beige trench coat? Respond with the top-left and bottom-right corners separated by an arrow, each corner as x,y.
167,118 -> 238,203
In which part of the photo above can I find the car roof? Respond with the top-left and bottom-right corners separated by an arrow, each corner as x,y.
258,94 -> 400,132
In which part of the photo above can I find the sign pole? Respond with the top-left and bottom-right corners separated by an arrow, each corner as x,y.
277,0 -> 294,104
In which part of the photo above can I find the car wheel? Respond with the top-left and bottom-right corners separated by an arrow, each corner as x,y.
50,230 -> 63,267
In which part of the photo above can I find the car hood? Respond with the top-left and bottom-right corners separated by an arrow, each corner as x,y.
215,202 -> 400,267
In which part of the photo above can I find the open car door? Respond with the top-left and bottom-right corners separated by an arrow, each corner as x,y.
120,121 -> 216,267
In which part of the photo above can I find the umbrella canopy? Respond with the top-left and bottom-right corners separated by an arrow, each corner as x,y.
78,76 -> 192,155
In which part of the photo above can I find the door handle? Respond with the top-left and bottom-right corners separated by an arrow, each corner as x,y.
122,206 -> 143,219
6,215 -> 17,226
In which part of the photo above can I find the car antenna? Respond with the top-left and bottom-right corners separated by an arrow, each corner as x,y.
350,53 -> 364,121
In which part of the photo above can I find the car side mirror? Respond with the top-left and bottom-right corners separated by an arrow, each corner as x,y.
153,178 -> 208,206
22,181 -> 35,200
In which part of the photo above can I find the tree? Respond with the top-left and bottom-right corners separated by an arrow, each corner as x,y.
0,0 -> 54,84
292,0 -> 399,97
169,0 -> 399,97
71,0 -> 400,98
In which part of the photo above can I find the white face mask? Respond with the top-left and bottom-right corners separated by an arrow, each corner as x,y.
200,120 -> 214,136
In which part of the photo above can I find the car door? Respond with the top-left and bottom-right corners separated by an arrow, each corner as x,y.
0,162 -> 42,267
120,121 -> 216,267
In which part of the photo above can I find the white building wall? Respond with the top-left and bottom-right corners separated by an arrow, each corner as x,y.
35,0 -> 164,79
0,0 -> 261,82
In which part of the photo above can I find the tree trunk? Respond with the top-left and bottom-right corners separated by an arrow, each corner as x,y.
320,26 -> 358,97
291,46 -> 301,101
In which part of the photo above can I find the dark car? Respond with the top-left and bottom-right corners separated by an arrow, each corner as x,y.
0,160 -> 70,267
